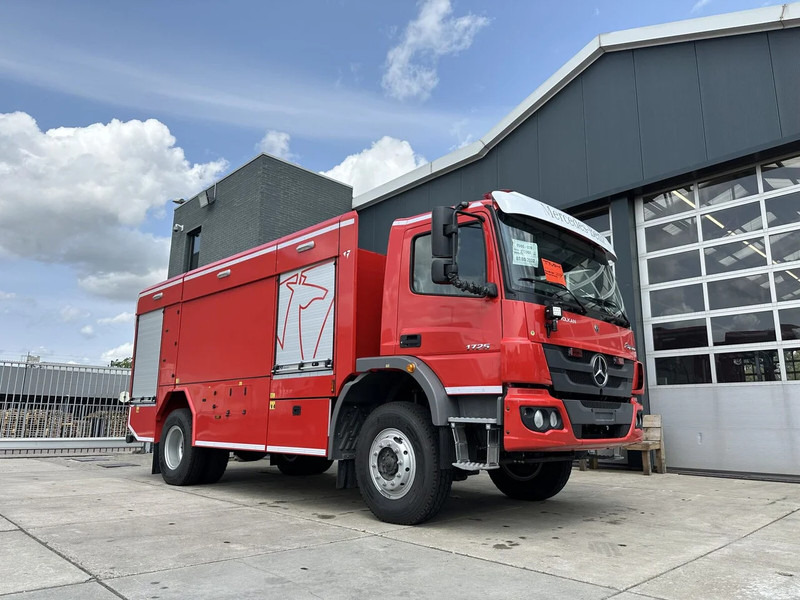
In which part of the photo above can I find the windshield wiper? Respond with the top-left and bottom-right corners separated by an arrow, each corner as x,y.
580,297 -> 631,327
518,278 -> 587,315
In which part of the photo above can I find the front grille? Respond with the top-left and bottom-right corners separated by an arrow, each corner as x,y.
543,344 -> 633,400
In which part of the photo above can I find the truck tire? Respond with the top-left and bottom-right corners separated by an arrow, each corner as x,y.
355,402 -> 453,525
273,454 -> 333,476
489,460 -> 572,501
233,451 -> 267,462
201,450 -> 230,484
159,409 -> 207,486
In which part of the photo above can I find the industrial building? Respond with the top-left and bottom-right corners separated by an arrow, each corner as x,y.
170,4 -> 800,477
168,154 -> 352,278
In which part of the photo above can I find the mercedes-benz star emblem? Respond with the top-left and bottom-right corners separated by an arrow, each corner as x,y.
590,354 -> 609,388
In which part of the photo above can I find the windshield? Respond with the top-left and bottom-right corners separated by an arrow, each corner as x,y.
497,211 -> 629,327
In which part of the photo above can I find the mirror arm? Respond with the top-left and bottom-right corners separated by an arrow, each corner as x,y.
455,210 -> 484,223
447,273 -> 498,298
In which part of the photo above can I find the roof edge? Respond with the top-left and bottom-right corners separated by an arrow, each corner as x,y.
353,2 -> 800,211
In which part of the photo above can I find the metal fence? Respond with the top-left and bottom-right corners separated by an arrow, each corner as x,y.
0,359 -> 138,454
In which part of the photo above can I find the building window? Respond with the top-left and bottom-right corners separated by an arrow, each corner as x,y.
638,152 -> 800,385
187,228 -> 201,271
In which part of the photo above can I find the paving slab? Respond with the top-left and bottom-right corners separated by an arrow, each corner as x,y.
632,512 -> 800,600
384,497 -> 734,590
30,505 -> 367,578
1,581 -> 120,600
109,536 -> 614,600
2,455 -> 799,599
0,515 -> 18,531
0,475 -> 146,502
0,483 -> 236,529
0,458 -> 73,474
0,530 -> 89,595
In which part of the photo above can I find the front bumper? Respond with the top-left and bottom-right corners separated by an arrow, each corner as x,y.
503,387 -> 643,452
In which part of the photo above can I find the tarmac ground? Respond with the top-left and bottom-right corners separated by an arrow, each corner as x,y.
0,452 -> 798,599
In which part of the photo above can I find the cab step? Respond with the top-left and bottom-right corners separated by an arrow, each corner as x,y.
449,420 -> 500,471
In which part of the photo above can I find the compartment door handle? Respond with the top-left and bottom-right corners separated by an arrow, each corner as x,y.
400,334 -> 422,348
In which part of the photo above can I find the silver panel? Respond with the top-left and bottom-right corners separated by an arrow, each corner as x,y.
131,310 -> 164,400
650,385 -> 800,476
275,260 -> 335,373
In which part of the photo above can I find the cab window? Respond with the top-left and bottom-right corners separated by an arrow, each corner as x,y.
412,224 -> 486,296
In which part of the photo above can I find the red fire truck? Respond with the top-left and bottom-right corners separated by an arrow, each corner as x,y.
125,190 -> 644,524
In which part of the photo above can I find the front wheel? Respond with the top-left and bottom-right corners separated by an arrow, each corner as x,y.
489,460 -> 572,501
355,402 -> 452,525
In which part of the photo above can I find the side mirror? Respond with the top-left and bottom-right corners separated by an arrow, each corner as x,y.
432,258 -> 457,284
431,206 -> 458,284
431,206 -> 457,258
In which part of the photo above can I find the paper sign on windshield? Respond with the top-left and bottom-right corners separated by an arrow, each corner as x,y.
512,239 -> 539,267
542,258 -> 566,286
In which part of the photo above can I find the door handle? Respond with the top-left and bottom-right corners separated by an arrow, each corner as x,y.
400,334 -> 422,348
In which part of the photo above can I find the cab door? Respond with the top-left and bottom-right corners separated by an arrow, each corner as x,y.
393,211 -> 503,393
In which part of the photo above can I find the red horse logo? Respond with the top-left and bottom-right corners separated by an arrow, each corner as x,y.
277,263 -> 334,361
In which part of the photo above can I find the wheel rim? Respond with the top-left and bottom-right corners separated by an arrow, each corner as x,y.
501,462 -> 543,482
368,428 -> 416,499
164,424 -> 184,471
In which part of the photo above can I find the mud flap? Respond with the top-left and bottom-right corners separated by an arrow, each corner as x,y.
336,459 -> 357,489
438,426 -> 455,470
151,442 -> 161,474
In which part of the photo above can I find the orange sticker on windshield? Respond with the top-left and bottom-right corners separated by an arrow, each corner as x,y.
541,258 -> 566,286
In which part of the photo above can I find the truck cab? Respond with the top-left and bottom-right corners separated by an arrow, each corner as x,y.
347,191 -> 644,516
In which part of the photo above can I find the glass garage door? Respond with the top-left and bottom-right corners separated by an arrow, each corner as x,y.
636,153 -> 800,475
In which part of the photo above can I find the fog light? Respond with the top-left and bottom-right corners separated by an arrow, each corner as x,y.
533,410 -> 545,429
549,411 -> 560,429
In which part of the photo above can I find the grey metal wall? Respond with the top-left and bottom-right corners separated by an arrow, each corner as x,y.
0,362 -> 130,400
168,155 -> 352,277
357,29 -> 800,254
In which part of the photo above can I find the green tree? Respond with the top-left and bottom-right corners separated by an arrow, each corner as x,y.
110,357 -> 132,368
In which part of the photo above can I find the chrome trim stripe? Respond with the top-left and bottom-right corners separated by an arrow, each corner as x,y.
138,278 -> 182,298
276,222 -> 340,250
195,440 -> 267,451
184,245 -> 276,281
445,386 -> 503,395
392,214 -> 431,227
266,445 -> 327,456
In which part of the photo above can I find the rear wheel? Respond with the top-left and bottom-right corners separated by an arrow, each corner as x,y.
489,460 -> 572,501
159,409 -> 207,486
355,402 -> 452,525
201,450 -> 230,484
273,454 -> 333,476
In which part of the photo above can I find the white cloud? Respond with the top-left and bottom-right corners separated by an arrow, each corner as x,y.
382,0 -> 490,101
0,112 -> 227,300
59,305 -> 86,322
0,35 -> 466,145
321,136 -> 427,196
0,291 -> 16,300
101,342 -> 133,363
256,130 -> 294,160
448,118 -> 475,151
691,0 -> 712,13
97,312 -> 135,325
80,324 -> 95,338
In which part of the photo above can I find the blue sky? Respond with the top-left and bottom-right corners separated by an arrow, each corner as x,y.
0,0 -> 783,364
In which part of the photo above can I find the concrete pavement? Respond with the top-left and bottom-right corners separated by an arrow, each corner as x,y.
0,453 -> 798,599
